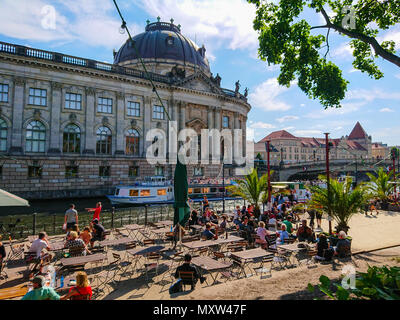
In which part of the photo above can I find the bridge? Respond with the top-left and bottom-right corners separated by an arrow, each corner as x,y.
255,158 -> 395,182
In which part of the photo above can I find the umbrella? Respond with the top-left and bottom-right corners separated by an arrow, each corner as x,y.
0,189 -> 30,206
173,158 -> 190,227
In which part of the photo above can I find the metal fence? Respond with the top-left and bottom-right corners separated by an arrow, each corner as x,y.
0,199 -> 242,240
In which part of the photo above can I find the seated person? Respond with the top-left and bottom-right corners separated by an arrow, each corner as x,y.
256,221 -> 268,249
79,226 -> 92,246
61,271 -> 92,300
219,216 -> 227,231
90,219 -> 105,248
174,254 -> 204,289
28,232 -> 52,271
260,211 -> 269,223
334,231 -> 351,257
277,224 -> 290,244
282,216 -> 294,234
21,275 -> 60,300
0,235 -> 6,265
233,206 -> 242,225
296,220 -> 314,243
315,233 -> 333,261
267,214 -> 277,229
65,231 -> 91,256
201,223 -> 218,240
238,217 -> 254,241
210,211 -> 219,224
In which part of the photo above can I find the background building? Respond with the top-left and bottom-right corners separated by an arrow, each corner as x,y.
255,122 -> 386,165
0,20 -> 250,199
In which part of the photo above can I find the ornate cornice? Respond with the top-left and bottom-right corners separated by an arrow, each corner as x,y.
51,81 -> 63,90
116,91 -> 125,100
13,76 -> 25,86
85,87 -> 96,95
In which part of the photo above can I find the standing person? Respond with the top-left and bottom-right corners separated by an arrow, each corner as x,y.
64,204 -> 78,233
86,202 -> 102,222
315,209 -> 323,231
202,195 -> 209,213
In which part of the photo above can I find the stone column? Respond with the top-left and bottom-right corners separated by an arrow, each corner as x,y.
214,106 -> 221,130
83,87 -> 95,155
179,101 -> 186,131
233,112 -> 239,160
115,92 -> 125,155
207,107 -> 214,129
48,81 -> 62,154
142,96 -> 152,157
10,77 -> 25,154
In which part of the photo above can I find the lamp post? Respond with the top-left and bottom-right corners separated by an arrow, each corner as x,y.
267,140 -> 271,204
324,133 -> 332,235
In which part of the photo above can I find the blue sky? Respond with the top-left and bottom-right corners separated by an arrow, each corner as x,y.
0,0 -> 399,146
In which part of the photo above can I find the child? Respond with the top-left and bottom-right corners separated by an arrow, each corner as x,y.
79,226 -> 92,246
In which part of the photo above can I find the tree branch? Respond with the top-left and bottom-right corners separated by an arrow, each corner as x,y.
310,25 -> 329,30
318,6 -> 400,68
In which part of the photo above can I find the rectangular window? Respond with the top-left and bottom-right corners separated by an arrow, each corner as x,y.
65,93 -> 82,110
28,88 -> 47,106
140,189 -> 151,197
194,167 -> 204,176
152,105 -> 165,120
157,189 -> 167,196
28,166 -> 42,178
129,189 -> 139,197
128,166 -> 139,177
127,101 -> 140,117
188,188 -> 193,194
99,166 -> 110,177
155,166 -> 164,176
65,166 -> 78,178
97,97 -> 113,113
222,116 -> 229,128
0,84 -> 9,102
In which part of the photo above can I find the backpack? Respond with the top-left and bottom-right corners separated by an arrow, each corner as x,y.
169,279 -> 183,294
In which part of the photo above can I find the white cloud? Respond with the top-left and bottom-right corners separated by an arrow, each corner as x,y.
0,0 -> 139,50
395,74 -> 400,79
249,122 -> 276,129
380,108 -> 394,113
276,115 -> 299,123
333,43 -> 353,59
248,78 -> 292,112
294,129 -> 323,137
133,0 -> 259,59
246,127 -> 255,141
300,103 -> 306,107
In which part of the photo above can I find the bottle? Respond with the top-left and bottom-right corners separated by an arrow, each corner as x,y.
60,275 -> 64,288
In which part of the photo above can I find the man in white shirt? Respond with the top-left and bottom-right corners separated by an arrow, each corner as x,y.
29,232 -> 50,258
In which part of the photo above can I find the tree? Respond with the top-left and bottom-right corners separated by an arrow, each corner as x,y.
226,168 -> 272,218
248,0 -> 400,108
309,176 -> 368,232
365,167 -> 396,208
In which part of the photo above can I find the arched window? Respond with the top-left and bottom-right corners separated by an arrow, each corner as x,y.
63,124 -> 81,153
26,120 -> 46,152
96,126 -> 112,154
0,118 -> 7,152
125,129 -> 140,156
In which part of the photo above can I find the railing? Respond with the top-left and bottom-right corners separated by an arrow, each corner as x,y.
0,199 -> 242,240
0,40 -> 246,101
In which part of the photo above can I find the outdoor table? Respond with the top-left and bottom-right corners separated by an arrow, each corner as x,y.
276,242 -> 311,266
151,227 -> 173,241
0,284 -> 28,300
126,245 -> 165,275
191,256 -> 232,286
189,224 -> 204,235
99,237 -> 136,248
60,253 -> 107,267
182,236 -> 243,251
50,241 -> 66,251
125,224 -> 145,240
230,248 -> 274,277
157,220 -> 173,226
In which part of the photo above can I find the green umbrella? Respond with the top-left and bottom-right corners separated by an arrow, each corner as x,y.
173,158 -> 190,227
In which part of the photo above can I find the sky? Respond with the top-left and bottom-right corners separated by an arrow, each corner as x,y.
0,0 -> 399,146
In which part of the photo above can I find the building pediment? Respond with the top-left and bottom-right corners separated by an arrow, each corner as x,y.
186,118 -> 208,131
174,71 -> 222,94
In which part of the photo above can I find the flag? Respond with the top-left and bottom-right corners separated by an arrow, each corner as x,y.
173,157 -> 191,227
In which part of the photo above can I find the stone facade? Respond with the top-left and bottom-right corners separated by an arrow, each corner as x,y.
0,37 -> 250,199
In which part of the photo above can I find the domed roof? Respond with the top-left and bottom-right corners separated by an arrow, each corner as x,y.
113,19 -> 210,73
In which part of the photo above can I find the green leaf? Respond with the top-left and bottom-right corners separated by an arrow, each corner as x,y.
319,275 -> 331,288
336,286 -> 350,300
308,283 -> 315,293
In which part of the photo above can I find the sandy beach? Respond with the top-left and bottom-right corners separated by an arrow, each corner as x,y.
105,210 -> 400,300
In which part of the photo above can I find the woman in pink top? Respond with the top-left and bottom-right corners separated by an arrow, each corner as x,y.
256,221 -> 268,249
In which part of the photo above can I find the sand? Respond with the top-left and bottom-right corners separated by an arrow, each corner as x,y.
107,210 -> 400,300
2,209 -> 400,300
